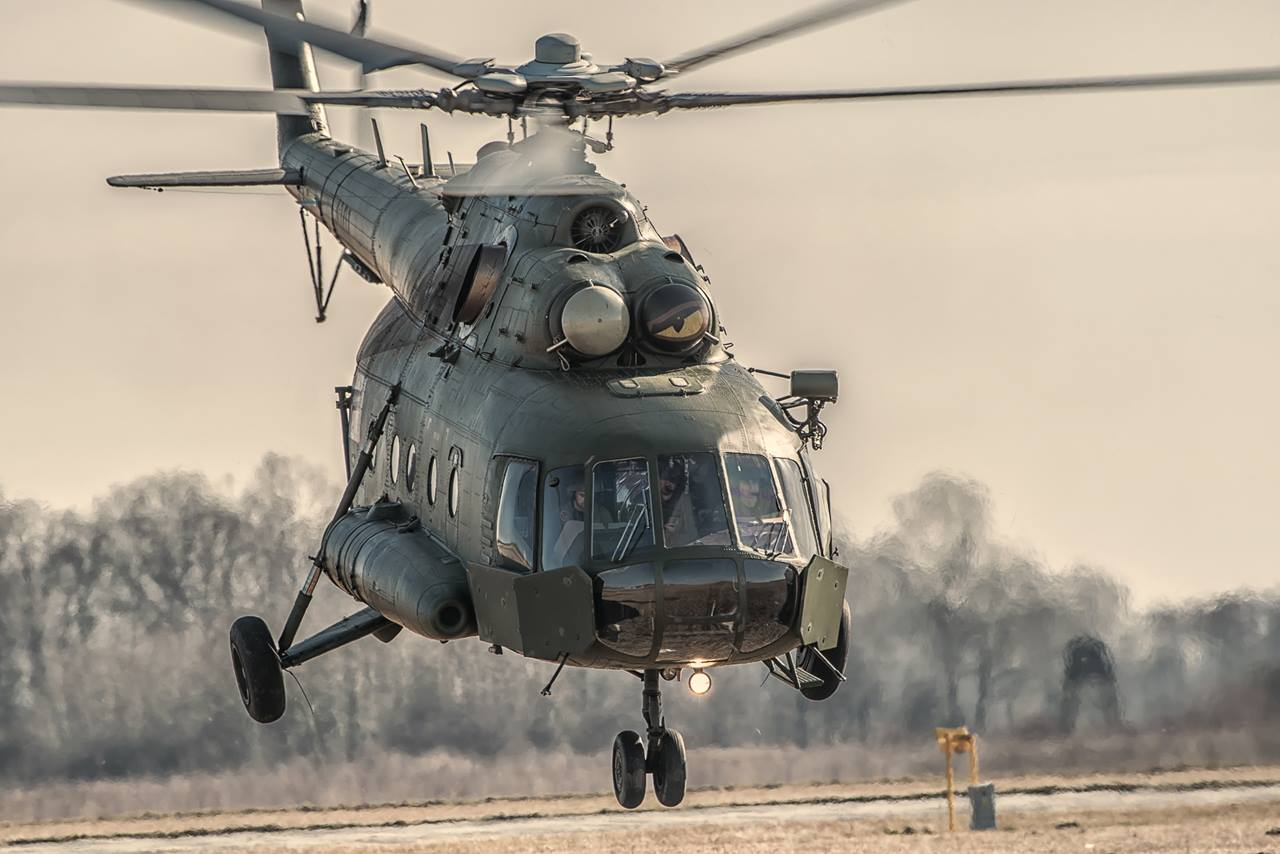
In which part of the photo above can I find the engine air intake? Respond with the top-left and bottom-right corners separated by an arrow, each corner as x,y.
571,205 -> 627,253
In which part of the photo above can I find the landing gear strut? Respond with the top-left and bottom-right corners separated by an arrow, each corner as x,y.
228,385 -> 401,726
612,669 -> 687,809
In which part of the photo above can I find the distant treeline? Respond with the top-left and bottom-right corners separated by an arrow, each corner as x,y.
1,456 -> 1278,786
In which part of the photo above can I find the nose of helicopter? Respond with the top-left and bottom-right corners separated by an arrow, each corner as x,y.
501,369 -> 818,665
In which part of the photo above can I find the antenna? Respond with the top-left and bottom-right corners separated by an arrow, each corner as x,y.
396,155 -> 420,188
370,117 -> 387,168
420,123 -> 434,177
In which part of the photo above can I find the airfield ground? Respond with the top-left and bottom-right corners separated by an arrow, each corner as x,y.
4,766 -> 1280,853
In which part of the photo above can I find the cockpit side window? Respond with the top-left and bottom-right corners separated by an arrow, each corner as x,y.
495,458 -> 538,572
774,457 -> 819,558
725,453 -> 793,556
657,453 -> 732,548
542,465 -> 585,571
591,458 -> 655,562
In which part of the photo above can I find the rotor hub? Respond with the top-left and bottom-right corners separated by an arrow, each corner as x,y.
535,33 -> 582,66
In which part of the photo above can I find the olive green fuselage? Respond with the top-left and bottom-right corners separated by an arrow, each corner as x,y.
282,130 -> 837,670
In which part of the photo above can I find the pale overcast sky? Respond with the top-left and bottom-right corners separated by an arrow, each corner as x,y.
2,1 -> 1278,604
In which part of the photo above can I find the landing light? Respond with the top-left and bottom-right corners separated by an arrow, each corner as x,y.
688,669 -> 712,696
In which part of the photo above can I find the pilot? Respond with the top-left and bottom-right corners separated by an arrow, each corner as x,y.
733,471 -> 792,553
550,479 -> 589,567
561,488 -> 587,524
732,475 -> 767,519
660,463 -> 696,545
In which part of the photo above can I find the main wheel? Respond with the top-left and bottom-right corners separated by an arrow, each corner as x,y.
612,730 -> 647,809
799,599 -> 851,701
229,616 -> 285,723
651,729 -> 687,807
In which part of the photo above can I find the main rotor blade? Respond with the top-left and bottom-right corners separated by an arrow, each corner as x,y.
0,84 -> 317,114
0,84 -> 436,114
654,65 -> 1280,109
129,0 -> 466,77
662,0 -> 909,77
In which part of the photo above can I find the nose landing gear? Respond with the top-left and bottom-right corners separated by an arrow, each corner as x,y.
611,669 -> 688,809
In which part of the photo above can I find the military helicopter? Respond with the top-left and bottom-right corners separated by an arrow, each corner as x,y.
5,0 -> 1279,811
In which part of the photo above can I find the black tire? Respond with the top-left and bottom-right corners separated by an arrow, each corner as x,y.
612,730 -> 647,809
651,729 -> 687,807
229,616 -> 285,724
799,599 -> 851,702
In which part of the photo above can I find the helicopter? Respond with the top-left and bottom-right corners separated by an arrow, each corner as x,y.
4,0 -> 1279,811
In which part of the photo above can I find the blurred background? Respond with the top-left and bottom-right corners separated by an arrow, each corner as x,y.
1,0 -> 1278,820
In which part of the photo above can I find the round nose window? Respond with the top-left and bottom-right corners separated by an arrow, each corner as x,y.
640,282 -> 712,351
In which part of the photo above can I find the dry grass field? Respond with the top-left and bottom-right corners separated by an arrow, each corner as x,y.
4,766 -> 1280,853
322,804 -> 1280,854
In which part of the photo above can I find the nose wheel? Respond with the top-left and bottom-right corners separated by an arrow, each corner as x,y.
611,731 -> 647,808
651,728 -> 687,807
611,669 -> 688,809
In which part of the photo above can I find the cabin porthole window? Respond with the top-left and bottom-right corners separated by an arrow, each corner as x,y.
389,435 -> 402,485
448,467 -> 460,517
405,444 -> 419,491
426,454 -> 438,505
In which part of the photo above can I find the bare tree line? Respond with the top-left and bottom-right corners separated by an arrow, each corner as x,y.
1,458 -> 1278,787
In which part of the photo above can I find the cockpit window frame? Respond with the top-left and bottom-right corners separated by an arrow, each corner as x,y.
541,463 -> 587,573
774,456 -> 820,559
657,450 -> 734,550
561,451 -> 818,571
722,452 -> 798,560
493,455 -> 540,573
588,455 -> 658,566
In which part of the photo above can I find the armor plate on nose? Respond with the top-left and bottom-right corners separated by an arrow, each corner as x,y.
657,558 -> 739,663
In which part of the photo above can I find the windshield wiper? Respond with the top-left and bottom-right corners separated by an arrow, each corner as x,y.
612,487 -> 652,563
763,518 -> 790,560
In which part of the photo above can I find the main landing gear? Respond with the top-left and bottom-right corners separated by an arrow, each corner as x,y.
230,616 -> 286,723
228,385 -> 402,727
612,669 -> 687,809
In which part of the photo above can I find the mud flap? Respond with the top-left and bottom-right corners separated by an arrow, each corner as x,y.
797,555 -> 849,650
467,564 -> 596,660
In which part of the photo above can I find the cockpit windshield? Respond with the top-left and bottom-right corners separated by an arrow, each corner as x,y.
542,464 -> 585,571
725,453 -> 793,556
592,458 -> 654,561
535,452 -> 815,570
657,453 -> 732,548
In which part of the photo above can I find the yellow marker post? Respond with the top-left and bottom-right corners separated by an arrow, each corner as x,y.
934,727 -> 980,832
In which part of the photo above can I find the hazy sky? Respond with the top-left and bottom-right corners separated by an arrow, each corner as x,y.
2,1 -> 1278,604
